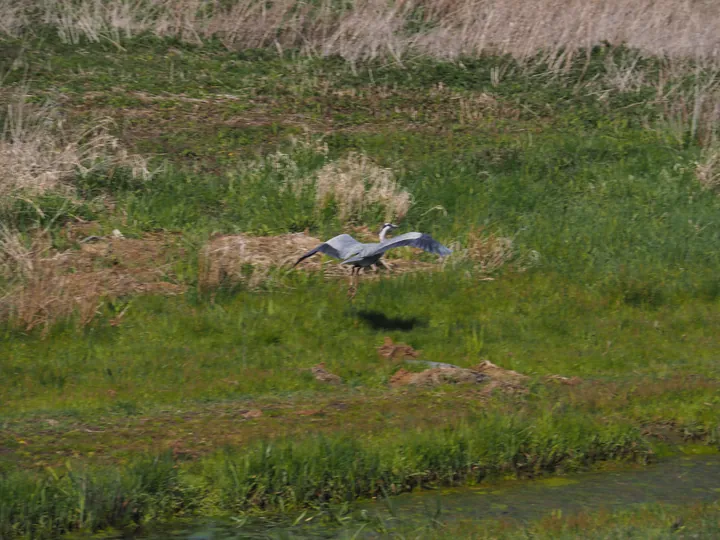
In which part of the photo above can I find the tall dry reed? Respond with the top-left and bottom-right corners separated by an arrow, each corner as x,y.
2,0 -> 719,65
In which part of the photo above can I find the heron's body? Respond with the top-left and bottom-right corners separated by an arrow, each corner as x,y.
343,248 -> 383,268
293,224 -> 451,298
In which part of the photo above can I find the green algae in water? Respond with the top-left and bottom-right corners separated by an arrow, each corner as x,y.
535,477 -> 580,488
680,444 -> 720,456
99,456 -> 720,539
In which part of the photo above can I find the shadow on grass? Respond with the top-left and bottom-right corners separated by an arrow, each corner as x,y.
355,310 -> 427,331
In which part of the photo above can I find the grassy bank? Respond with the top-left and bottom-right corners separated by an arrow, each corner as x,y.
2,2 -> 720,536
1,416 -> 646,538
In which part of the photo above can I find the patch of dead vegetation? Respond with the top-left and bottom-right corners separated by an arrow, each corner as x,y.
0,91 -> 150,211
388,360 -> 532,394
200,231 -> 445,290
0,229 -> 184,331
448,227 -> 516,274
200,232 -> 322,289
7,0 -> 720,66
315,153 -> 410,222
474,359 -> 529,384
281,152 -> 411,223
696,146 -> 720,192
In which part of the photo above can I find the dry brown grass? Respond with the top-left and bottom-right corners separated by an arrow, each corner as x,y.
199,232 -> 324,290
200,229 -> 451,291
447,227 -> 516,275
389,366 -> 487,387
0,229 -> 184,332
388,360 -> 535,392
4,0 -> 720,65
279,151 -> 411,223
0,89 -> 151,212
0,85 -> 159,330
199,226 -> 517,293
313,152 -> 411,223
5,1 -> 719,148
695,145 -> 720,192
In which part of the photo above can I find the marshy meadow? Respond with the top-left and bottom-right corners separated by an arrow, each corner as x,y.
1,0 -> 720,537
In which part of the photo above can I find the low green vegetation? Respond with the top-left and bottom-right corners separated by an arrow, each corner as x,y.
1,416 -> 645,538
1,15 -> 720,538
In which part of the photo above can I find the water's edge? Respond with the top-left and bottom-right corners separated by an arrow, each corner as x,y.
101,453 -> 720,539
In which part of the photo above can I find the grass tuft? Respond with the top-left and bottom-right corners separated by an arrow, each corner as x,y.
313,151 -> 411,223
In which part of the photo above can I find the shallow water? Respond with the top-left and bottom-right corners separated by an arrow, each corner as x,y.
117,454 -> 720,539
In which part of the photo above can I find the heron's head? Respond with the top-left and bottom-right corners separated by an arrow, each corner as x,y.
378,223 -> 398,241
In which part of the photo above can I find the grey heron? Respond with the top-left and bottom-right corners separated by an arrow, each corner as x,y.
293,223 -> 451,298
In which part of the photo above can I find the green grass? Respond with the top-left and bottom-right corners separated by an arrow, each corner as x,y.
1,34 -> 720,537
1,415 -> 646,538
3,272 -> 720,417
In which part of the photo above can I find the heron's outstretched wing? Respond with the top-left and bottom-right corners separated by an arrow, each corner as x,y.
293,234 -> 364,267
373,232 -> 452,257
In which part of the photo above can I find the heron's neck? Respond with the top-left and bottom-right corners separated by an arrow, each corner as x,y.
379,227 -> 391,242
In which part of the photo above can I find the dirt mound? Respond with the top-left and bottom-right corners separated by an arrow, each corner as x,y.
473,360 -> 529,384
311,363 -> 342,385
377,337 -> 420,360
388,360 -> 537,394
388,360 -> 581,395
390,367 -> 488,387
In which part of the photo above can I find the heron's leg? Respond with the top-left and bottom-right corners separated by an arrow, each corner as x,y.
347,267 -> 358,299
